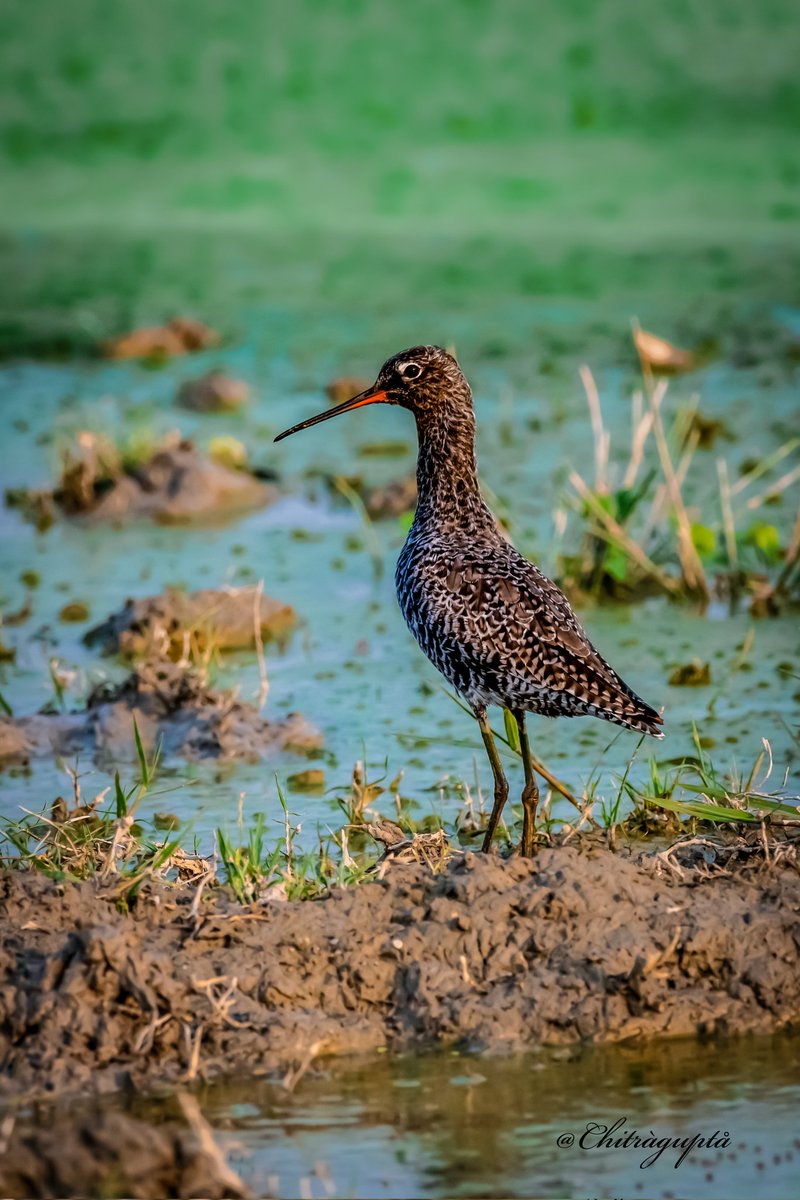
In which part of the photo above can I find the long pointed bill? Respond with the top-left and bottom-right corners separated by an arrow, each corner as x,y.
273,385 -> 388,443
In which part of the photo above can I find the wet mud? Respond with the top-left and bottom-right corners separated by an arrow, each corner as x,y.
84,586 -> 297,659
0,660 -> 321,765
1,843 -> 797,1107
176,370 -> 249,412
0,1106 -> 251,1200
77,440 -> 275,524
6,437 -> 276,528
101,318 -> 220,360
363,474 -> 418,519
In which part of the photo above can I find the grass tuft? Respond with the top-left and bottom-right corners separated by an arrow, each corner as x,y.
556,363 -> 800,613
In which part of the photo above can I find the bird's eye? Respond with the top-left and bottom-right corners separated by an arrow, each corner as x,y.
401,362 -> 421,380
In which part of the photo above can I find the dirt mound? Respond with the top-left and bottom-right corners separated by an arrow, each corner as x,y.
177,370 -> 249,412
86,440 -> 275,523
101,318 -> 220,360
1,843 -> 797,1104
364,475 -> 417,518
0,660 -> 321,766
85,586 -> 297,659
6,435 -> 276,528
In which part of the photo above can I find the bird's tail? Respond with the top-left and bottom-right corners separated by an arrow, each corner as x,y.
622,702 -> 664,738
602,694 -> 664,739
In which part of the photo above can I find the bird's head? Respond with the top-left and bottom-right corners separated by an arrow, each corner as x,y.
274,345 -> 471,443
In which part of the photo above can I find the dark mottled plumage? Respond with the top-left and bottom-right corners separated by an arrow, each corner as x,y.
275,344 -> 663,855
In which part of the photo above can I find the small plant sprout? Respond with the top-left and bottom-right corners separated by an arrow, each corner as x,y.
0,717 -> 181,903
334,475 -> 384,580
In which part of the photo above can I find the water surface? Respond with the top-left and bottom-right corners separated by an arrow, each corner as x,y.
117,1037 -> 800,1198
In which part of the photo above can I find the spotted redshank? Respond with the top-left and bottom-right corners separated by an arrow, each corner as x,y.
275,345 -> 663,855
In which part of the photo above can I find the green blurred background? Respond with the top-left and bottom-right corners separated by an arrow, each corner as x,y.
2,0 -> 799,353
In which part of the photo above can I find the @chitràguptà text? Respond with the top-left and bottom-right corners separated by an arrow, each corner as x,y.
555,1116 -> 730,1168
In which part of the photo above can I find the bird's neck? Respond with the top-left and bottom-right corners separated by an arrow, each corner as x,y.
413,407 -> 492,530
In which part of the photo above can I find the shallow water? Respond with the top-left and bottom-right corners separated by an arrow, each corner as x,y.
73,1036 -> 795,1199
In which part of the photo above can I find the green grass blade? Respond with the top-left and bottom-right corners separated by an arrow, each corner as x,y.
646,793 -> 758,823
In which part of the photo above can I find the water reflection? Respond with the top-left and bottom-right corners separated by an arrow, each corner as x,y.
127,1035 -> 800,1198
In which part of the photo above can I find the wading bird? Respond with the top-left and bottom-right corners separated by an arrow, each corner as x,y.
275,346 -> 663,856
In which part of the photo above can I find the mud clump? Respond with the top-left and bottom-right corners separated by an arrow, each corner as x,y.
0,660 -> 321,766
85,586 -> 297,660
0,1107 -> 250,1200
101,318 -> 220,360
81,439 -> 275,524
326,376 -> 372,404
6,434 -> 276,527
177,369 -> 249,412
364,475 -> 418,519
1,845 -> 798,1105
667,659 -> 712,686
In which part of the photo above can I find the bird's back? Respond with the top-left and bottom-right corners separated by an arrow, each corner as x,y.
396,517 -> 662,736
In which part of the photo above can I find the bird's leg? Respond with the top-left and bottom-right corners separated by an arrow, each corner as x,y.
476,707 -> 510,852
513,709 -> 540,857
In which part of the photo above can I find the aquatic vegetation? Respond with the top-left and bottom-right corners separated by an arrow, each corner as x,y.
632,322 -> 707,375
3,719 -> 797,917
667,660 -> 711,687
420,691 -> 799,848
207,434 -> 248,471
215,811 -> 285,904
333,758 -> 387,825
633,730 -> 799,825
557,365 -> 800,611
215,815 -> 376,904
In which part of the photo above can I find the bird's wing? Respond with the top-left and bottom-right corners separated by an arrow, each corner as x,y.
439,541 -> 635,701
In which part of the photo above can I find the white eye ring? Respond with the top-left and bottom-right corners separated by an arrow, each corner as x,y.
401,362 -> 421,379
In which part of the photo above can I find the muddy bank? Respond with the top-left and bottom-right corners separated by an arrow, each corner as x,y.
1,843 -> 798,1104
85,586 -> 297,659
0,660 -> 320,765
72,438 -> 275,524
0,1105 -> 250,1200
